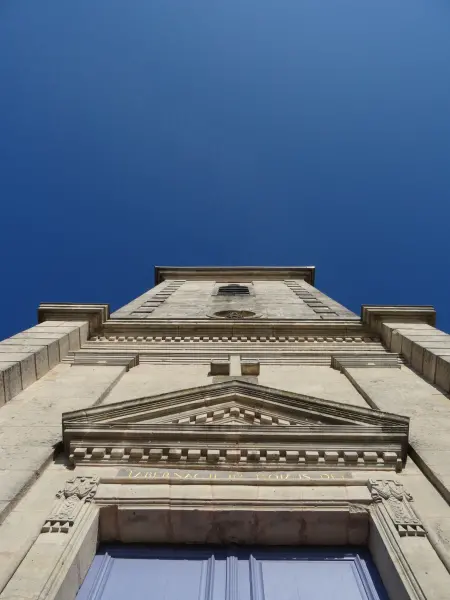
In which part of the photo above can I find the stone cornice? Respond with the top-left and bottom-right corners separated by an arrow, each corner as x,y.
101,319 -> 365,339
38,303 -> 110,334
331,354 -> 401,371
155,266 -> 315,285
361,305 -> 436,330
70,351 -> 139,370
63,381 -> 409,471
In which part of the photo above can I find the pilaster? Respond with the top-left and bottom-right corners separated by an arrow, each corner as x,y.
361,305 -> 450,392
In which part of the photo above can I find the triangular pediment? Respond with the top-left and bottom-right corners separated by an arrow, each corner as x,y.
63,380 -> 406,429
63,381 -> 409,471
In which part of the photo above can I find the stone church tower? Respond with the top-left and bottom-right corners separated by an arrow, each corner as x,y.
0,266 -> 450,599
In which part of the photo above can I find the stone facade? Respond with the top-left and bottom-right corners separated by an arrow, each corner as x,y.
1,267 -> 450,599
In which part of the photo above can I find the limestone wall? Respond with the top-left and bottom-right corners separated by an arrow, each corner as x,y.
0,364 -> 126,523
103,363 -> 368,407
3,291 -> 450,599
111,279 -> 357,321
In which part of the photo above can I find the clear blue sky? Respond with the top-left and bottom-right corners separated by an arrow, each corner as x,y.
1,0 -> 450,339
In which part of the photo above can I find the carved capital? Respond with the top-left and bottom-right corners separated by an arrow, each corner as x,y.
42,476 -> 99,533
368,479 -> 426,537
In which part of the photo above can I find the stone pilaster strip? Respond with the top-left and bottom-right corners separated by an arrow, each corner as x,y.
361,305 -> 450,392
0,321 -> 90,404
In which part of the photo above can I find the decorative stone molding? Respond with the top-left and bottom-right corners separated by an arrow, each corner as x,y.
368,479 -> 426,537
155,266 -> 316,285
42,476 -> 99,533
70,351 -> 139,371
331,354 -> 401,371
38,303 -> 110,335
63,381 -> 409,471
91,334 -> 380,344
20,477 -> 434,600
210,359 -> 230,375
69,445 -> 402,470
361,305 -> 436,331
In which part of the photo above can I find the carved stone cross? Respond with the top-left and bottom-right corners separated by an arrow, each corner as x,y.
210,354 -> 260,378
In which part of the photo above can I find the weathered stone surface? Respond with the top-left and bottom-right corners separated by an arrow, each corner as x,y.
0,320 -> 90,403
0,363 -> 125,528
0,363 -> 21,403
347,366 -> 450,506
2,274 -> 450,600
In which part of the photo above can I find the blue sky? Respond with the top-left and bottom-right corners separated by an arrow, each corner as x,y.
1,0 -> 450,339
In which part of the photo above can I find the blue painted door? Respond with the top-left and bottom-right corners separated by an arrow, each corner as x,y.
76,546 -> 388,600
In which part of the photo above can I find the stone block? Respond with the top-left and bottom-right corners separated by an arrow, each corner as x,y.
286,450 -> 299,462
11,333 -> 70,362
423,349 -> 438,383
418,340 -> 450,350
210,360 -> 230,376
390,330 -> 403,353
401,338 -> 413,361
0,373 -> 5,407
247,450 -> 260,462
168,448 -> 181,461
305,451 -> 319,463
435,356 -> 450,393
411,343 -> 424,372
363,451 -> 378,464
18,354 -> 38,389
0,362 -> 22,402
266,450 -> 280,462
33,347 -> 49,379
0,339 -> 59,369
207,449 -> 220,463
241,360 -> 260,376
187,449 -> 201,461
110,448 -> 125,460
0,351 -> 40,391
343,451 -> 358,463
226,450 -> 240,463
91,448 -> 105,459
57,334 -> 70,359
324,451 -> 339,463
68,329 -> 81,351
129,448 -> 144,460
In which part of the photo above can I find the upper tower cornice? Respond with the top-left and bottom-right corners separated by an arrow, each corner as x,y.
154,266 -> 315,285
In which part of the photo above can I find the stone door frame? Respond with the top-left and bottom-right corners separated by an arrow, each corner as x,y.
10,475 -> 434,600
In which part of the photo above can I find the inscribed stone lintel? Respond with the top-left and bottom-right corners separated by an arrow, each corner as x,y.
116,467 -> 353,482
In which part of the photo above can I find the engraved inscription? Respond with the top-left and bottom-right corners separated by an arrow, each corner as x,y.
118,468 -> 352,481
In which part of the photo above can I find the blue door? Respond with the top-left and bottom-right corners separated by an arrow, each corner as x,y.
76,546 -> 388,600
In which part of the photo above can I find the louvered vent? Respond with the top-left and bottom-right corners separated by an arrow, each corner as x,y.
217,284 -> 250,296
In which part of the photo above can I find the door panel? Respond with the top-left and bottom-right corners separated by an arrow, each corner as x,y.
257,560 -> 366,600
76,546 -> 388,600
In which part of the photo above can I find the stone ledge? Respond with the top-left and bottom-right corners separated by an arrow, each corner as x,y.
361,305 -> 437,330
0,321 -> 90,405
155,266 -> 316,285
331,354 -> 401,371
38,303 -> 110,335
69,351 -> 139,371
